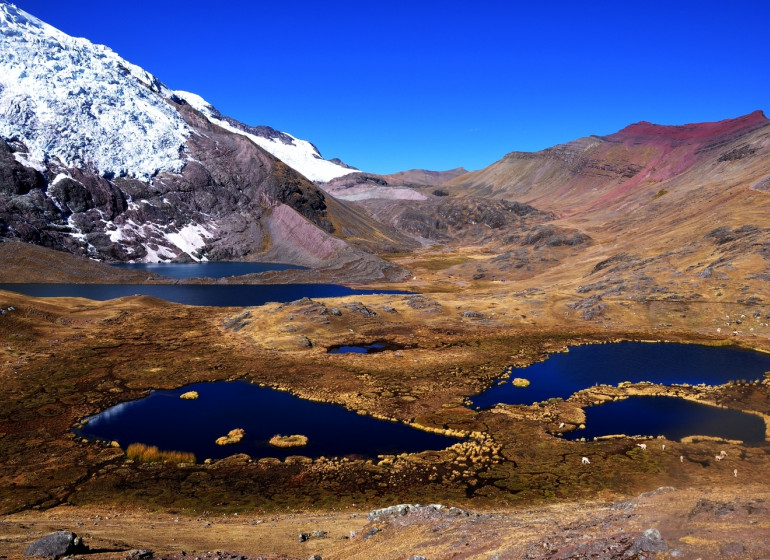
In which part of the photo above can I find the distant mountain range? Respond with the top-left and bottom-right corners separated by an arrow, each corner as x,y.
1,1 -> 768,294
446,110 -> 770,217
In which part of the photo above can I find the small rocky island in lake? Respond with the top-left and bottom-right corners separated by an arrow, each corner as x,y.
269,434 -> 309,448
215,428 -> 245,445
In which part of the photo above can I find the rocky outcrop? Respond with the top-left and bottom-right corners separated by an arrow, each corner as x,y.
0,95 -> 409,279
367,503 -> 475,523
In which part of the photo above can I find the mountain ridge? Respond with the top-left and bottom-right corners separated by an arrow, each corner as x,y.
0,2 -> 409,278
446,109 -> 770,217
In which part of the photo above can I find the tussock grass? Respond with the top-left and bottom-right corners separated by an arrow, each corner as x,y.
126,443 -> 196,464
269,434 -> 309,448
216,428 -> 245,446
180,391 -> 199,400
512,377 -> 531,388
680,435 -> 742,445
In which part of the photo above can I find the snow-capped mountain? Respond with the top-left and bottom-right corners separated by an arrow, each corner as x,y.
0,2 -> 407,278
0,3 -> 357,183
172,91 -> 357,183
0,3 -> 189,180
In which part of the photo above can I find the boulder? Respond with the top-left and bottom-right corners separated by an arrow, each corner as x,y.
25,531 -> 87,559
631,528 -> 668,554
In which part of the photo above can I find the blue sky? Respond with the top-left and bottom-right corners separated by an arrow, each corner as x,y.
12,0 -> 770,174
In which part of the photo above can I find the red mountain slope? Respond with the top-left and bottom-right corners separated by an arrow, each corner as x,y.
446,110 -> 770,219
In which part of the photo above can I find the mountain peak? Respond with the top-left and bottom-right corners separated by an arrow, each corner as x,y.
607,110 -> 768,144
0,2 -> 189,179
0,3 -> 358,183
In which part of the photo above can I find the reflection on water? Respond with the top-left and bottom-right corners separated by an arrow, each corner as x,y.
77,381 -> 459,460
111,261 -> 305,279
563,396 -> 767,444
471,342 -> 770,408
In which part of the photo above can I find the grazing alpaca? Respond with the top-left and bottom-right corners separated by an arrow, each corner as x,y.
680,455 -> 684,463
637,443 -> 647,451
581,456 -> 590,465
715,455 -> 723,461
734,469 -> 738,478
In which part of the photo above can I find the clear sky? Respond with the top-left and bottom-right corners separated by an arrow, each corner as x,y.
11,0 -> 770,174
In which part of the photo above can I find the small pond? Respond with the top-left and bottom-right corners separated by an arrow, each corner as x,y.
470,342 -> 770,408
327,341 -> 407,354
77,381 -> 459,460
111,261 -> 306,279
563,396 -> 767,444
0,283 -> 409,307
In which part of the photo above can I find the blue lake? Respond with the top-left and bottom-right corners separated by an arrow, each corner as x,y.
0,283 -> 409,307
78,381 -> 459,460
470,342 -> 770,408
563,396 -> 767,444
111,261 -> 305,279
328,343 -> 385,354
327,342 -> 402,354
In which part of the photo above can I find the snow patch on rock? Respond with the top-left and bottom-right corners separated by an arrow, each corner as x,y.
104,217 -> 216,262
165,223 -> 215,261
324,185 -> 428,202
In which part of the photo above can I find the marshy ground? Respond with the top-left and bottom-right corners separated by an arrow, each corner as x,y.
2,247 -> 770,557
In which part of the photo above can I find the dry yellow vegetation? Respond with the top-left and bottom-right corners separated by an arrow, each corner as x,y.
125,443 -> 195,464
269,434 -> 308,448
215,428 -> 245,446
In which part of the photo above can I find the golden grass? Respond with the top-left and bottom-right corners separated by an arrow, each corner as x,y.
680,435 -> 742,445
216,428 -> 245,446
269,434 -> 309,448
180,391 -> 199,400
512,377 -> 531,388
409,256 -> 475,271
126,443 -> 196,464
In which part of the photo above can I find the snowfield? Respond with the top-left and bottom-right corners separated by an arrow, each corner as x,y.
0,3 -> 189,180
0,3 -> 358,183
172,91 -> 357,182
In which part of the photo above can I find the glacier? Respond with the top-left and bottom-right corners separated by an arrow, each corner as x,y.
0,2 -> 357,183
0,3 -> 189,180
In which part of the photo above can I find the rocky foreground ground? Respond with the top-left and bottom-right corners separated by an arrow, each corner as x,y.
4,485 -> 770,559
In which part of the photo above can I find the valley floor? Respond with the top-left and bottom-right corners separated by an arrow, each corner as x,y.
2,244 -> 770,558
